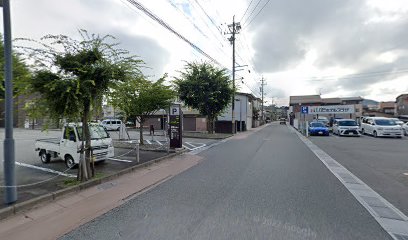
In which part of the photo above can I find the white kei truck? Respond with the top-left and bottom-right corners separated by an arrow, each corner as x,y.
35,123 -> 114,168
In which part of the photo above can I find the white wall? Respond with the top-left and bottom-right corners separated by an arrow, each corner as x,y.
218,94 -> 249,121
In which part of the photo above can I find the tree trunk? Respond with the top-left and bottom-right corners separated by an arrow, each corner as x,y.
78,100 -> 93,181
208,116 -> 214,134
139,117 -> 144,145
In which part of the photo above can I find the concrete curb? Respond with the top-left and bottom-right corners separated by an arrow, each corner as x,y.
0,149 -> 187,221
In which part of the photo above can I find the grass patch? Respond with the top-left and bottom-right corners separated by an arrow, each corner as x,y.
63,178 -> 80,187
62,173 -> 105,187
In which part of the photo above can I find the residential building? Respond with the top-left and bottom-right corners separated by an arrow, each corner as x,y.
217,92 -> 262,133
379,101 -> 396,115
396,94 -> 408,116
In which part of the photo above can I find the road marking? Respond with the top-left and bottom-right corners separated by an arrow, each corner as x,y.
146,140 -> 152,144
182,144 -> 192,150
15,161 -> 76,178
403,173 -> 408,176
107,158 -> 133,163
290,127 -> 408,238
184,142 -> 196,148
156,140 -> 163,145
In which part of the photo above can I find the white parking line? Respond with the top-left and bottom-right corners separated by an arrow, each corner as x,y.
184,142 -> 207,151
156,140 -> 163,145
146,140 -> 152,144
182,144 -> 192,150
15,161 -> 76,178
107,158 -> 133,163
184,142 -> 196,148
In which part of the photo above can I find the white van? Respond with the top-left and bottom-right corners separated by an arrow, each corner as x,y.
361,117 -> 403,138
101,119 -> 122,131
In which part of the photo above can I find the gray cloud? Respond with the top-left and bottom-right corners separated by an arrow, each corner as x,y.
247,0 -> 408,70
249,0 -> 365,72
263,85 -> 286,98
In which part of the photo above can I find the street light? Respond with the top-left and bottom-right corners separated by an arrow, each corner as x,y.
1,0 -> 17,204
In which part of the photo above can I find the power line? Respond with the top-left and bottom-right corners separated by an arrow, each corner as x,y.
239,78 -> 261,97
186,0 -> 226,47
241,0 -> 263,26
167,0 -> 210,39
124,0 -> 223,67
166,0 -> 231,69
240,0 -> 254,22
244,0 -> 272,28
192,0 -> 223,34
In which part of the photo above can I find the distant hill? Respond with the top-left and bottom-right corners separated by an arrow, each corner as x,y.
362,99 -> 379,107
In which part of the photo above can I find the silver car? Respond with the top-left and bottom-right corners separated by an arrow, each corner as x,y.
333,119 -> 360,136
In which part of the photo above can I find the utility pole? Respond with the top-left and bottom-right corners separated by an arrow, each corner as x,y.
1,0 -> 17,204
260,76 -> 266,124
227,16 -> 241,133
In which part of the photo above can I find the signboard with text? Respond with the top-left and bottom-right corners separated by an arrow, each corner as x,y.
307,105 -> 355,114
168,104 -> 182,148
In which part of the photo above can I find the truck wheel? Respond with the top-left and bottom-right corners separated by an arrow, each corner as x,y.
40,150 -> 51,163
65,155 -> 76,169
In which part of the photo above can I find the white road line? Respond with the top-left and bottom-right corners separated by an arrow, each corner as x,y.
156,140 -> 163,145
184,142 -> 196,148
291,127 -> 408,238
190,143 -> 206,149
15,162 -> 76,178
182,144 -> 192,150
146,140 -> 152,145
107,158 -> 133,163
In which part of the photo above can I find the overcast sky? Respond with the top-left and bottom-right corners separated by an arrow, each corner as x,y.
2,0 -> 408,106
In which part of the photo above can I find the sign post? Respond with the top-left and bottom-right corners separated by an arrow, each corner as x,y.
169,104 -> 182,149
301,106 -> 308,135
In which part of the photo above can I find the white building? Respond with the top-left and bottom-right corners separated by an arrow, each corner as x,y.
218,92 -> 262,131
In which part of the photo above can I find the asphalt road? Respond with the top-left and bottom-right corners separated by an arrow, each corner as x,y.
60,123 -> 393,240
310,133 -> 408,216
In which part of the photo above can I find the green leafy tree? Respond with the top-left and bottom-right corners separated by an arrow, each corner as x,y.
110,75 -> 175,144
174,62 -> 233,133
20,30 -> 142,181
0,35 -> 31,100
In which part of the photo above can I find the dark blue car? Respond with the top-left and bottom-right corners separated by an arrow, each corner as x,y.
309,122 -> 330,136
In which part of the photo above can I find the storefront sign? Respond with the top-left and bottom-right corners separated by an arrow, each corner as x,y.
307,105 -> 355,114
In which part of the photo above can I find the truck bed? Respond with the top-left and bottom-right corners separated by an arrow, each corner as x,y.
35,138 -> 61,153
36,138 -> 60,145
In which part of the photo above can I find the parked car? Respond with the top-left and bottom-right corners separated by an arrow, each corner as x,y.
279,118 -> 286,125
360,117 -> 403,138
101,119 -> 122,131
308,122 -> 330,136
35,123 -> 114,168
316,116 -> 329,127
389,118 -> 404,126
332,119 -> 360,136
402,123 -> 408,136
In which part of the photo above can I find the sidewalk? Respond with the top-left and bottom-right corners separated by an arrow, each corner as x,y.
0,153 -> 203,240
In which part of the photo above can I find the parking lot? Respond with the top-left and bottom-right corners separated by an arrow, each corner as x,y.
308,132 -> 408,216
0,128 -> 218,206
